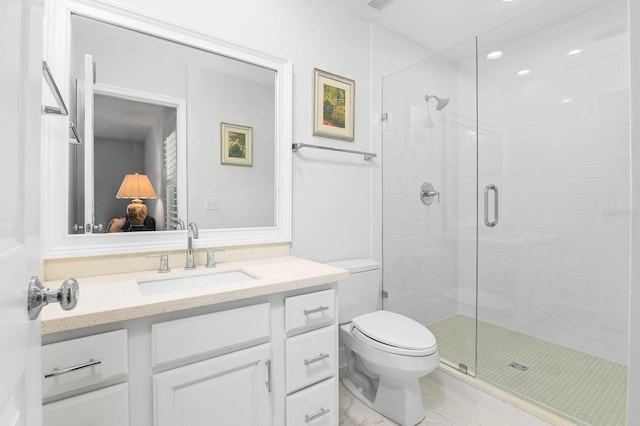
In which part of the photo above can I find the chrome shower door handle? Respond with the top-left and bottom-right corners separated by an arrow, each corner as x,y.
484,184 -> 499,227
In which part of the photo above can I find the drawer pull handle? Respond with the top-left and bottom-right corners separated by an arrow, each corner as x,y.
304,353 -> 330,366
303,306 -> 329,315
305,407 -> 330,423
265,360 -> 272,393
44,358 -> 102,378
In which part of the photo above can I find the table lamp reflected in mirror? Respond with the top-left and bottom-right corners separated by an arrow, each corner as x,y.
116,173 -> 157,230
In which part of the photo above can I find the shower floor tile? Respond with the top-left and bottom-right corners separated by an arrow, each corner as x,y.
428,314 -> 628,426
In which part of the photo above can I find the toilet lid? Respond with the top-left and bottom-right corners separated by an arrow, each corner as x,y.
351,311 -> 437,355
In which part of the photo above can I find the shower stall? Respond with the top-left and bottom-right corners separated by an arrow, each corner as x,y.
381,0 -> 630,424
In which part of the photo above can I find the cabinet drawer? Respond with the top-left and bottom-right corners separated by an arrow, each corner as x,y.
152,302 -> 270,367
43,383 -> 129,426
286,325 -> 336,394
285,289 -> 335,335
42,329 -> 128,400
286,378 -> 337,426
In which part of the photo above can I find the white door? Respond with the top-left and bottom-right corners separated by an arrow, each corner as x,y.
0,0 -> 44,424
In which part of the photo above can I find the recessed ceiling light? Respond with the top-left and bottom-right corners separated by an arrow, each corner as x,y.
516,69 -> 531,76
567,49 -> 584,57
561,98 -> 573,104
502,0 -> 515,2
487,51 -> 504,60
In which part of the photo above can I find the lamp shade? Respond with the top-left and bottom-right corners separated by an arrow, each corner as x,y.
116,173 -> 157,200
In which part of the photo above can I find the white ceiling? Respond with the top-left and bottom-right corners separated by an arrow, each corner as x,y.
330,0 -> 615,53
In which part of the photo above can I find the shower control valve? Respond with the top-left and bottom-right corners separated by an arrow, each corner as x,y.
420,182 -> 440,205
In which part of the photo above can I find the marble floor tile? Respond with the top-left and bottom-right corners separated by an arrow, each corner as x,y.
339,375 -> 544,426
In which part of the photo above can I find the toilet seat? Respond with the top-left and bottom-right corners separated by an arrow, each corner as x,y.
350,311 -> 437,357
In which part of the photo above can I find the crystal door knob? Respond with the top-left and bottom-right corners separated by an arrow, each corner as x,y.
27,276 -> 79,320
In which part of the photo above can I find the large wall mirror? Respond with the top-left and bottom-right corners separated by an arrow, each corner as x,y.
42,0 -> 292,258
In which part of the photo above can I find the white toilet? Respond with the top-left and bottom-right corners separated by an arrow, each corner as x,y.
330,259 -> 440,426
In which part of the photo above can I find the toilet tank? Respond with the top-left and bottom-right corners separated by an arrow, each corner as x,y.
327,259 -> 380,324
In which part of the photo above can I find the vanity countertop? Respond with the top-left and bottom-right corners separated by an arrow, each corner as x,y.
41,256 -> 348,334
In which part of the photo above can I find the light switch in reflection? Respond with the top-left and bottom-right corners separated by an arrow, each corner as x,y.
204,198 -> 218,210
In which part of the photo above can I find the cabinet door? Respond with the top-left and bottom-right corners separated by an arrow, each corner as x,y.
43,383 -> 129,426
154,343 -> 272,426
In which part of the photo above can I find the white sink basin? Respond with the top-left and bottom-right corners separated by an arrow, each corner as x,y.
138,270 -> 256,295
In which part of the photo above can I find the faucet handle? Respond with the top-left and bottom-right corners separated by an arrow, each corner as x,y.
147,254 -> 170,273
206,249 -> 225,268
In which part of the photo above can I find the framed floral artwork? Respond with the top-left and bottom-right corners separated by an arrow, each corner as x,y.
313,68 -> 355,141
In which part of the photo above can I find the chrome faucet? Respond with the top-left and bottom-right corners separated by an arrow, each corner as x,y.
185,222 -> 199,270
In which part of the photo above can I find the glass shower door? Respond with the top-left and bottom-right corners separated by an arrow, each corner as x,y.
476,0 -> 630,423
381,38 -> 478,376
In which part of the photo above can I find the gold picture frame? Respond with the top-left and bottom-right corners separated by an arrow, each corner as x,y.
313,68 -> 355,141
221,122 -> 253,166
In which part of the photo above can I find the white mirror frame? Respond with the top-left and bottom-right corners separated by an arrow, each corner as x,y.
41,0 -> 292,259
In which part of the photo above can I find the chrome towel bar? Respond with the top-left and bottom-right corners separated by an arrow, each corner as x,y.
292,143 -> 377,161
41,60 -> 83,144
41,61 -> 68,116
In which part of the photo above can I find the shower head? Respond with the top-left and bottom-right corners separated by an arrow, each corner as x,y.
425,94 -> 450,111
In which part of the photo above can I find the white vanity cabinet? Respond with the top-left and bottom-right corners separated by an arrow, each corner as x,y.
41,284 -> 339,426
151,303 -> 272,426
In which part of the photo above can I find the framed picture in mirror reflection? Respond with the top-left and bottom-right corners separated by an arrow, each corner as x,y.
221,122 -> 253,166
